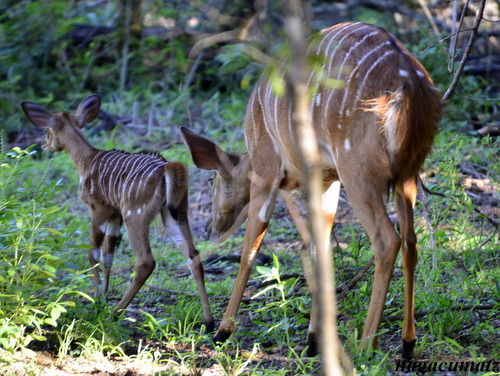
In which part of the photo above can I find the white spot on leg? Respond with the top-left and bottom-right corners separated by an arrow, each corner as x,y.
106,219 -> 121,237
257,188 -> 278,223
322,181 -> 341,216
102,253 -> 114,268
344,138 -> 351,151
99,222 -> 108,234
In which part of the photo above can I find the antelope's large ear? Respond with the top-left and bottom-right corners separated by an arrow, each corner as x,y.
21,101 -> 54,128
180,126 -> 240,177
75,94 -> 101,126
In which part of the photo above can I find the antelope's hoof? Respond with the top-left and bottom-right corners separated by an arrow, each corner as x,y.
213,329 -> 232,344
402,339 -> 416,360
205,320 -> 215,333
306,333 -> 318,356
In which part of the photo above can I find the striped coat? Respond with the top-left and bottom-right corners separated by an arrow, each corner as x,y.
81,150 -> 168,211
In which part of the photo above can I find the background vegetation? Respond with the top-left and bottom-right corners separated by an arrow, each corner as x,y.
0,0 -> 498,375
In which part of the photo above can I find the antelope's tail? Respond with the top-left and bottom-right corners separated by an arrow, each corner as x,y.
164,162 -> 188,220
369,75 -> 442,185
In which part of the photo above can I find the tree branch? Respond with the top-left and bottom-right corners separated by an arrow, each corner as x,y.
442,0 -> 486,102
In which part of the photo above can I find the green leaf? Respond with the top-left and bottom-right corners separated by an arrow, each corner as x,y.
269,69 -> 285,97
44,318 -> 57,327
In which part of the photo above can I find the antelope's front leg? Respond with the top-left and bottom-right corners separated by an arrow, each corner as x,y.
214,182 -> 278,342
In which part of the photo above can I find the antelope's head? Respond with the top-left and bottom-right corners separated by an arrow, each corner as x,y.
21,94 -> 101,152
181,127 -> 251,235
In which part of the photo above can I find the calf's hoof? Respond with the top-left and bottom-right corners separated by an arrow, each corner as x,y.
306,333 -> 318,356
205,320 -> 215,333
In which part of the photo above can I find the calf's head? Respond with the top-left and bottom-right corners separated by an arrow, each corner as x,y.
21,94 -> 101,152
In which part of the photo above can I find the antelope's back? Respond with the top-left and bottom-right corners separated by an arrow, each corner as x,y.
245,22 -> 441,183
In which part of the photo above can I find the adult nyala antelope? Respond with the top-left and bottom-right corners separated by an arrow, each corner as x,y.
21,94 -> 214,330
182,22 -> 441,358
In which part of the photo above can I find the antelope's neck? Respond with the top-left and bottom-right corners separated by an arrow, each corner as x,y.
65,127 -> 100,177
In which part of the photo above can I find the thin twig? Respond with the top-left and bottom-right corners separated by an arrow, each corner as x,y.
442,0 -> 486,102
387,303 -> 497,321
336,257 -> 374,301
419,178 -> 446,197
119,0 -> 132,91
473,207 -> 499,227
448,0 -> 470,73
418,27 -> 474,58
417,0 -> 440,36
417,177 -> 436,266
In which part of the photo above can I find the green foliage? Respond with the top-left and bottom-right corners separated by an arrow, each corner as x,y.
0,1 -> 497,373
0,147 -> 90,352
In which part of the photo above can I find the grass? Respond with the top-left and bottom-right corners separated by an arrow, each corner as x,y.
2,0 -> 498,374
2,90 -> 499,374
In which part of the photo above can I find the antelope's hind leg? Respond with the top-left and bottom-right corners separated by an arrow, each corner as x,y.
337,160 -> 401,351
395,178 -> 418,359
117,212 -> 156,310
89,212 -> 106,297
162,200 -> 214,331
101,215 -> 123,297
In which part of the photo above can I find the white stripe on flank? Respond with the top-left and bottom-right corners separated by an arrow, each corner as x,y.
339,40 -> 392,116
122,154 -> 151,201
97,152 -> 119,198
319,24 -> 362,112
136,161 -> 165,200
246,89 -> 257,149
351,50 -> 395,114
114,153 -> 142,202
128,157 -> 160,201
107,152 -> 129,206
321,23 -> 368,133
273,91 -> 280,136
90,152 -> 107,194
323,30 -> 378,123
259,82 -> 281,156
89,152 -> 104,194
305,24 -> 339,89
